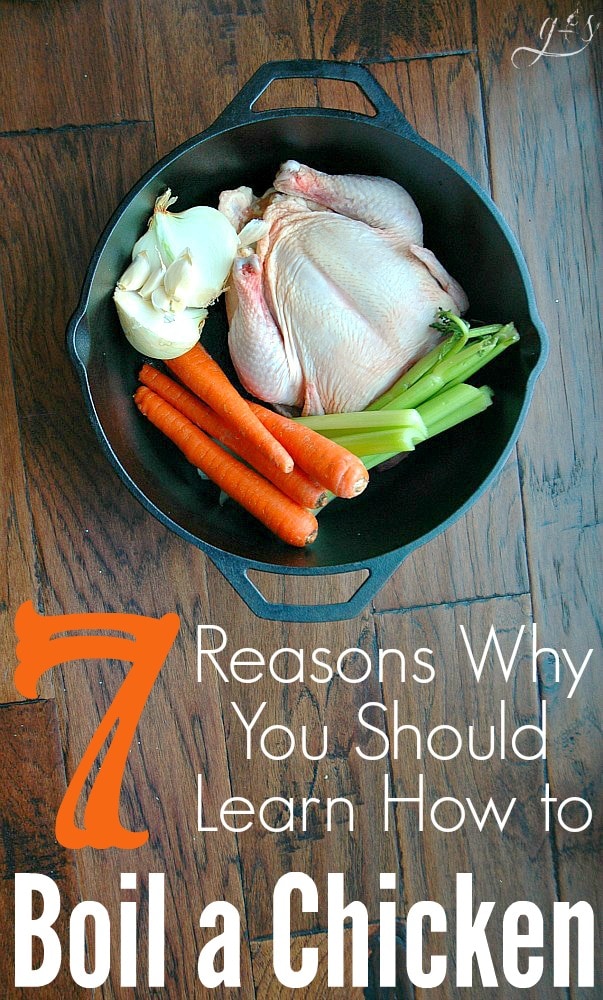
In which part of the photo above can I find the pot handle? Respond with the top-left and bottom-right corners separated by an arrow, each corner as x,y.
210,59 -> 418,137
67,307 -> 91,375
207,548 -> 405,623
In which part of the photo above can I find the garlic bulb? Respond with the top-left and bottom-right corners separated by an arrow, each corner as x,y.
132,189 -> 238,308
114,188 -> 244,359
114,288 -> 206,360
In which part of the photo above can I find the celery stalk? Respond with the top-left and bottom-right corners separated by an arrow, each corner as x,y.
362,452 -> 399,470
430,310 -> 502,339
417,384 -> 493,437
295,409 -> 427,436
367,328 -> 467,410
377,371 -> 447,410
327,426 -> 428,456
430,311 -> 472,338
362,385 -> 493,467
292,311 -> 518,484
443,325 -> 519,389
464,323 -> 504,337
294,410 -> 428,456
372,321 -> 518,412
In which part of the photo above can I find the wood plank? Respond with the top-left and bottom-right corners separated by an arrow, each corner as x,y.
140,0 -> 315,156
474,6 -> 602,991
309,0 -> 474,60
0,304 -> 48,701
0,124 -> 157,418
378,596 -> 563,998
0,125 -> 255,998
0,0 -> 151,132
8,471 -> 257,997
203,569 -> 400,938
0,700 -> 81,999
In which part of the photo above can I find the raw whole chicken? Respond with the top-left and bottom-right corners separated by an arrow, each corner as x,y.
219,161 -> 468,415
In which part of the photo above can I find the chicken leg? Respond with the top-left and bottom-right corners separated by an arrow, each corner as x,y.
229,254 -> 304,408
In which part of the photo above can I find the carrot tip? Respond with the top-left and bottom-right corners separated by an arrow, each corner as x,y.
352,477 -> 369,496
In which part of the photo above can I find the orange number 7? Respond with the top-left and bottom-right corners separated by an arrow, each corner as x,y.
13,601 -> 180,850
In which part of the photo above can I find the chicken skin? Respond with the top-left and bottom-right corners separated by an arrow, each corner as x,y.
220,161 -> 468,415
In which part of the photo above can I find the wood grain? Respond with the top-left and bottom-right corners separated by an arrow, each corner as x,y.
0,125 -> 157,419
141,0 -> 315,155
0,700 -> 81,999
0,124 -> 254,997
309,0 -> 474,60
0,306 -> 47,701
0,1 -> 599,998
0,0 -> 151,132
474,7 -> 602,992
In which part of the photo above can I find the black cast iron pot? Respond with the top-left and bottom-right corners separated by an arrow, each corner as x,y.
67,60 -> 548,622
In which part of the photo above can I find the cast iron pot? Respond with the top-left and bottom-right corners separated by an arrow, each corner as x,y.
67,60 -> 548,622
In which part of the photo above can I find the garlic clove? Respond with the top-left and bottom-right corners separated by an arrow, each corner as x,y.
131,190 -> 178,260
152,203 -> 239,306
237,218 -> 270,249
150,286 -> 175,313
163,248 -> 210,310
164,249 -> 195,300
114,288 -> 206,359
139,263 -> 167,299
117,251 -> 152,291
149,285 -> 187,315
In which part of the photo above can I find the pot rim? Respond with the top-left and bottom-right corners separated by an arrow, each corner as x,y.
66,60 -> 549,621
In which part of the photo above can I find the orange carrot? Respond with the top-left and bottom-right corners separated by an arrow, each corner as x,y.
139,365 -> 328,510
134,386 -> 318,547
249,402 -> 369,499
166,345 -> 293,474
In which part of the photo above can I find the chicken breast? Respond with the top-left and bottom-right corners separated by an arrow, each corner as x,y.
220,161 -> 468,415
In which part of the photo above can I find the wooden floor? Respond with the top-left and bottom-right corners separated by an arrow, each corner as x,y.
1,1 -> 600,997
